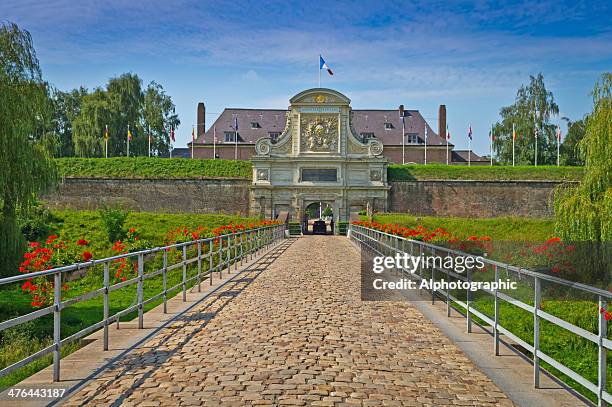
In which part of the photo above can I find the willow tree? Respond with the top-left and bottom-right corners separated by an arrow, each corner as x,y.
555,73 -> 611,284
0,22 -> 57,276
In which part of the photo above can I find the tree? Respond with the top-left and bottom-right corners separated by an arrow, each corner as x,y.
555,72 -> 611,241
142,81 -> 180,157
71,74 -> 178,157
49,86 -> 88,157
72,88 -> 111,157
0,22 -> 57,276
560,117 -> 586,166
492,74 -> 560,165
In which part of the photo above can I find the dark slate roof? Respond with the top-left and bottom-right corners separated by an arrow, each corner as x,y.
197,108 -> 452,146
451,150 -> 488,162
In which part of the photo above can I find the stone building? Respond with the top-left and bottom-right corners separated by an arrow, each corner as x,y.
247,88 -> 389,225
191,90 -> 488,165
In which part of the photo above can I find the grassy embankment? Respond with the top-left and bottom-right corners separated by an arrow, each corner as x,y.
56,157 -> 252,179
388,163 -> 584,181
55,158 -> 584,182
0,210 -> 259,389
369,213 -> 610,402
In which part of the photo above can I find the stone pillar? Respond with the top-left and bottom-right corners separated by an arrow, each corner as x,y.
438,105 -> 446,141
197,102 -> 206,140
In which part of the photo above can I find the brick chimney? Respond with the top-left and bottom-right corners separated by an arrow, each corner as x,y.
197,102 -> 205,141
438,105 -> 446,141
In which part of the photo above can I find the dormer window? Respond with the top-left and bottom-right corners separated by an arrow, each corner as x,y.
406,133 -> 419,144
269,132 -> 281,142
251,122 -> 260,129
384,122 -> 394,130
360,132 -> 375,142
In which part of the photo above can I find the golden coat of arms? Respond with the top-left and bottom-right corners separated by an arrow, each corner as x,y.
300,115 -> 337,152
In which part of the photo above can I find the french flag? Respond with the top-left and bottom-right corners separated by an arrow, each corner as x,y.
320,55 -> 333,76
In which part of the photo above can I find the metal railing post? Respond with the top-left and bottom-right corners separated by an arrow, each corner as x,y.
240,232 -> 244,266
446,257 -> 451,317
209,239 -> 213,285
163,250 -> 168,313
197,241 -> 202,292
103,262 -> 109,351
137,254 -> 144,329
182,245 -> 187,301
534,276 -> 541,388
234,233 -> 238,271
431,248 -> 436,304
52,272 -> 62,382
598,296 -> 608,407
494,265 -> 500,356
218,236 -> 223,279
466,267 -> 472,333
226,235 -> 231,273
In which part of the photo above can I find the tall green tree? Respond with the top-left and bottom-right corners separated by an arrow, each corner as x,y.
560,117 -> 586,166
0,22 -> 57,276
555,72 -> 611,242
72,74 -> 178,157
72,88 -> 110,157
142,81 -> 180,157
49,86 -> 88,157
492,74 -> 560,165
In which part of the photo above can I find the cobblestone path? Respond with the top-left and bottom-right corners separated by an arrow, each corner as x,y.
65,236 -> 512,406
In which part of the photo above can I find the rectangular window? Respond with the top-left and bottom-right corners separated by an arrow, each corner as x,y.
301,168 -> 338,182
224,132 -> 238,142
251,122 -> 260,129
360,132 -> 375,142
406,133 -> 419,144
384,122 -> 394,129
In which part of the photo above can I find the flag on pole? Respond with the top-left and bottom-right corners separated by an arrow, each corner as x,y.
319,56 -> 333,76
127,128 -> 132,141
170,127 -> 175,142
468,125 -> 472,140
446,124 -> 450,140
557,125 -> 562,142
191,126 -> 195,159
513,124 -> 516,141
104,125 -> 109,140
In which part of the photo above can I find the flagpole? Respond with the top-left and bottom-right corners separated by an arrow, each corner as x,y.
557,126 -> 560,166
318,55 -> 321,88
213,126 -> 217,159
424,126 -> 427,165
534,127 -> 538,166
105,124 -> 108,159
446,125 -> 449,165
490,124 -> 493,166
512,123 -> 515,167
127,124 -> 130,157
148,125 -> 151,158
191,125 -> 195,159
468,125 -> 471,167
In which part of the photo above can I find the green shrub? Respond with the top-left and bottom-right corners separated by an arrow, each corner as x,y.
99,206 -> 129,243
18,201 -> 57,242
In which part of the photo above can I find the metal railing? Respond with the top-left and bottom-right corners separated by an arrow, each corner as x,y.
350,223 -> 611,406
0,223 -> 286,383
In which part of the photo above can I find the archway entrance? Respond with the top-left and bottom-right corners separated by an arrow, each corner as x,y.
302,202 -> 334,235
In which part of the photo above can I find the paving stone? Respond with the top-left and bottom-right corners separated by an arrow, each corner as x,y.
63,237 -> 513,406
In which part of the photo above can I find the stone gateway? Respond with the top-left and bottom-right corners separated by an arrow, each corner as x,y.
250,88 -> 389,229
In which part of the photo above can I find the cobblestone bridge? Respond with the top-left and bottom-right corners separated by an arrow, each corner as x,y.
63,236 -> 526,406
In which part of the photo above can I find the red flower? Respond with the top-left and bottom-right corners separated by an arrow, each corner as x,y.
546,237 -> 562,244
29,242 -> 40,248
77,239 -> 89,246
82,251 -> 93,261
129,227 -> 136,233
606,312 -> 611,321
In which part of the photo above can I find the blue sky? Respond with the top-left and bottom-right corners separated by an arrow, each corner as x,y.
2,0 -> 611,154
